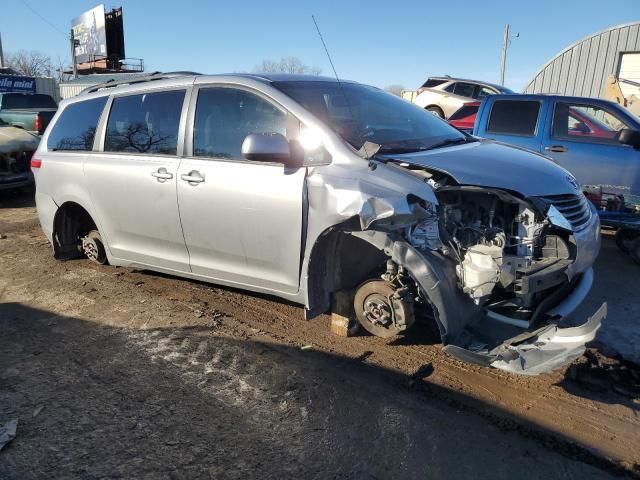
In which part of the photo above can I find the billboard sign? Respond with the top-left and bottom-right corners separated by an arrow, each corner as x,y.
0,75 -> 36,93
72,5 -> 107,64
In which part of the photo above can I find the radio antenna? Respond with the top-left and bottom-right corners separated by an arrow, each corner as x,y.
312,15 -> 339,82
311,15 -> 373,161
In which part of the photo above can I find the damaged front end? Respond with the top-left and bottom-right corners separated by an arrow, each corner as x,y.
0,125 -> 38,191
320,164 -> 604,375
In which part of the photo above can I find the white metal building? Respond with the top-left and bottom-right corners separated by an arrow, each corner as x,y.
524,22 -> 640,99
59,73 -> 150,100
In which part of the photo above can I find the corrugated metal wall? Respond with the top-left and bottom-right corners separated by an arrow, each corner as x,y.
59,84 -> 90,100
34,77 -> 59,102
524,22 -> 640,98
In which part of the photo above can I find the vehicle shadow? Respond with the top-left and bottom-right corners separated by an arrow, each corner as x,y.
114,258 -> 640,411
0,302 -> 627,479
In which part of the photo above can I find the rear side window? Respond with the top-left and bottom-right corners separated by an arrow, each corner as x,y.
47,97 -> 107,151
487,100 -> 540,136
105,90 -> 185,155
421,78 -> 447,88
453,83 -> 476,98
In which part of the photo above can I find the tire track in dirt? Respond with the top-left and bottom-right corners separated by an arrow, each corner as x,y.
2,202 -> 639,476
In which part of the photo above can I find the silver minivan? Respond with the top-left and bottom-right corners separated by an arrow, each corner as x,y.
33,73 -> 605,374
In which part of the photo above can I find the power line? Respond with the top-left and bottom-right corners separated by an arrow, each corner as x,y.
18,0 -> 69,38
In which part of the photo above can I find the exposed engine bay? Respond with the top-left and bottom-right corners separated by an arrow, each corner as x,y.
0,150 -> 33,177
406,184 -> 580,327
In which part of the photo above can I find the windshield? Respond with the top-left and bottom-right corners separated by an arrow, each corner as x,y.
273,81 -> 466,153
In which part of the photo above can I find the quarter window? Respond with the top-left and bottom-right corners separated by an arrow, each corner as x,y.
47,97 -> 107,151
105,90 -> 185,155
552,102 -> 630,143
193,87 -> 287,160
476,86 -> 497,99
487,100 -> 540,136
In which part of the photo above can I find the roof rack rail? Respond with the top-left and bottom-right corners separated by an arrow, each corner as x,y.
79,71 -> 201,95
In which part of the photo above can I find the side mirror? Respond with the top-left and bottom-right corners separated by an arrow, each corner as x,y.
241,133 -> 292,164
619,128 -> 640,149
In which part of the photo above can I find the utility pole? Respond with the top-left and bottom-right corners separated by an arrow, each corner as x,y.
70,28 -> 78,78
500,24 -> 519,86
0,32 -> 5,68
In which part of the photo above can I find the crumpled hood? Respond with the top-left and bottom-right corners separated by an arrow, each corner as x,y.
384,140 -> 578,197
0,126 -> 40,154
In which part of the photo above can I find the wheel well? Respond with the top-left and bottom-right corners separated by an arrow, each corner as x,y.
425,105 -> 444,113
52,202 -> 98,260
306,227 -> 388,318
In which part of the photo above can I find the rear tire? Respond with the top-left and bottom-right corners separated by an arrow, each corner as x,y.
426,106 -> 444,118
82,230 -> 108,265
614,229 -> 639,253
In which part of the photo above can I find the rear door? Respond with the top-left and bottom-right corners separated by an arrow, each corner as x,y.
441,82 -> 477,118
84,88 -> 191,271
480,98 -> 547,152
542,100 -> 640,200
177,85 -> 305,294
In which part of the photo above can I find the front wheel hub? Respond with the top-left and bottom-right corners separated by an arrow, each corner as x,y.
354,280 -> 414,338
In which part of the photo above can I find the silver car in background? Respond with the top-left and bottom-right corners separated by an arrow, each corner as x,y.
33,73 -> 604,374
414,76 -> 513,118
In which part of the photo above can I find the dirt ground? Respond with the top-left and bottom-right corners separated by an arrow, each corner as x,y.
1,192 -> 639,479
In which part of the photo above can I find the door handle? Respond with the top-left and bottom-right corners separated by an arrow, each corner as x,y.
151,167 -> 173,181
544,145 -> 567,153
180,170 -> 205,184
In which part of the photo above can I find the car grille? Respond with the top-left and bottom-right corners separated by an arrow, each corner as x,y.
537,194 -> 592,231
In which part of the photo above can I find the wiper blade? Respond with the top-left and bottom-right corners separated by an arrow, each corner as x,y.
378,145 -> 429,154
422,137 -> 469,151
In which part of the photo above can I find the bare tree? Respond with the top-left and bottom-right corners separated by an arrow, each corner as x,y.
384,84 -> 406,97
254,56 -> 321,75
5,50 -> 53,77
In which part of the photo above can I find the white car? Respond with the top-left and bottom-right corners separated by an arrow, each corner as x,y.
414,76 -> 513,119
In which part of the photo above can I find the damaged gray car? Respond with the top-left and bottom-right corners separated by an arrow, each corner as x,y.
33,73 -> 604,375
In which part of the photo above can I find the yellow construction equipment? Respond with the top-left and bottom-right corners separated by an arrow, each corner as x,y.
605,74 -> 640,117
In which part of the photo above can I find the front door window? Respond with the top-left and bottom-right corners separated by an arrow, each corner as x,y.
552,103 -> 631,144
193,87 -> 287,160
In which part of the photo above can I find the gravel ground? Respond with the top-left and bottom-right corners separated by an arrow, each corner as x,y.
1,192 -> 639,479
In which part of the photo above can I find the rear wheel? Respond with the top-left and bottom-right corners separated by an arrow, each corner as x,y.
426,106 -> 444,118
614,228 -> 639,253
81,230 -> 108,265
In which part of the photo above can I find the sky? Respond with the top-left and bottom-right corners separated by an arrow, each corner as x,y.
1,0 -> 639,91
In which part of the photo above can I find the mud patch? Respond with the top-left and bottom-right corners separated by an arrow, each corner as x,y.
564,348 -> 640,401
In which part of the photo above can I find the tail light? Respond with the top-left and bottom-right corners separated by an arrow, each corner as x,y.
31,156 -> 42,169
34,114 -> 42,133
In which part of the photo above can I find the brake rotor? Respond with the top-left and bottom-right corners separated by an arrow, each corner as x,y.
81,230 -> 107,265
353,280 -> 413,338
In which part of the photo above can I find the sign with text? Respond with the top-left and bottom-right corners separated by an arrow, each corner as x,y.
72,4 -> 107,64
0,75 -> 36,93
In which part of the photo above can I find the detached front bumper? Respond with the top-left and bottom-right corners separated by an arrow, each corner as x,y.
444,269 -> 605,375
489,303 -> 605,375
